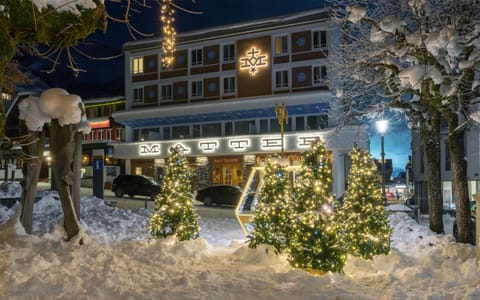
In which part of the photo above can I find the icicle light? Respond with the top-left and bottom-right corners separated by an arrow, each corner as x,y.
161,0 -> 176,68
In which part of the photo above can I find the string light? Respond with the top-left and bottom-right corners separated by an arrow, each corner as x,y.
161,0 -> 176,68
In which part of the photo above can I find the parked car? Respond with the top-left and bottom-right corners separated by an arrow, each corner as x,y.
111,174 -> 161,199
195,185 -> 242,206
453,201 -> 476,245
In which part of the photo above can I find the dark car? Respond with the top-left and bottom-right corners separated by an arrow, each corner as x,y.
195,185 -> 242,206
453,201 -> 476,245
111,174 -> 161,199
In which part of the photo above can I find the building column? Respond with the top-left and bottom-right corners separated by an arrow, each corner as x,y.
125,159 -> 131,175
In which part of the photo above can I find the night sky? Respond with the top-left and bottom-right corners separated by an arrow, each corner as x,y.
18,0 -> 410,173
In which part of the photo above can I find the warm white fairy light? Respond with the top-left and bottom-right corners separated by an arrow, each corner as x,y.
161,0 -> 176,68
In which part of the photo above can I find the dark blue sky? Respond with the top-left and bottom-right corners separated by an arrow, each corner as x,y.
19,0 -> 410,173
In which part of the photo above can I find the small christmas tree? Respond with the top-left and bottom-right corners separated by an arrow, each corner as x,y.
288,139 -> 346,273
248,156 -> 293,253
149,146 -> 200,241
337,146 -> 391,259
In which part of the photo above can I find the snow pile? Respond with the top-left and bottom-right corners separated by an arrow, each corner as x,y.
19,88 -> 90,134
0,188 -> 479,299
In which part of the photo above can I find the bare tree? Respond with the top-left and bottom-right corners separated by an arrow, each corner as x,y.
330,0 -> 480,242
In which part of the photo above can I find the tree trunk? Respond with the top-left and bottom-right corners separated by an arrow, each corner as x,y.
419,111 -> 444,234
444,110 -> 473,244
19,127 -> 45,234
72,131 -> 82,216
50,119 -> 80,240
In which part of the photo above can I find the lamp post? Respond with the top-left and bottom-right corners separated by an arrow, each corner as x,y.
376,119 -> 388,204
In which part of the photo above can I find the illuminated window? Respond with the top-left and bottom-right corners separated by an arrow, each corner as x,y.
275,70 -> 289,88
191,80 -> 203,98
191,48 -> 203,66
132,57 -> 144,74
275,35 -> 289,55
313,66 -> 328,85
161,84 -> 172,101
223,76 -> 235,94
313,30 -> 327,49
223,44 -> 235,62
1,92 -> 12,101
133,87 -> 144,103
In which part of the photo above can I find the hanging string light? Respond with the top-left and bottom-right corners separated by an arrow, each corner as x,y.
161,0 -> 176,68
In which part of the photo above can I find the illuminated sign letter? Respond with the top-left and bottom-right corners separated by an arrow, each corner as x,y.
240,47 -> 268,75
139,144 -> 161,156
229,139 -> 250,151
261,137 -> 282,150
199,141 -> 218,153
297,136 -> 321,148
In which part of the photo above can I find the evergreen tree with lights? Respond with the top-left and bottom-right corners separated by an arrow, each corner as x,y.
248,156 -> 293,253
149,146 -> 200,241
337,146 -> 391,259
288,139 -> 346,273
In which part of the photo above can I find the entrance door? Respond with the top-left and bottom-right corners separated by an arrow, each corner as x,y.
211,158 -> 243,187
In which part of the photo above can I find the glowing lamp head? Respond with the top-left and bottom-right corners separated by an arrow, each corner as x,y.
375,119 -> 388,136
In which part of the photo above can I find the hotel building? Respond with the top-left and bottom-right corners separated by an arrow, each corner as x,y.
110,8 -> 369,195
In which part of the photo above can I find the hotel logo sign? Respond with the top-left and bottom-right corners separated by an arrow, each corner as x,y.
239,47 -> 268,75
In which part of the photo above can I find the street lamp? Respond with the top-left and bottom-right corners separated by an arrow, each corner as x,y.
376,119 -> 388,204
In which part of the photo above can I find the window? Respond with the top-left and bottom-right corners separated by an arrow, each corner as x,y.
306,115 -> 328,130
296,116 -> 305,131
235,120 -> 256,135
191,48 -> 203,66
1,92 -> 12,101
132,57 -> 144,74
223,76 -> 235,94
313,30 -> 327,49
191,80 -> 203,98
260,119 -> 268,133
202,123 -> 221,137
172,125 -> 190,139
223,44 -> 235,62
161,84 -> 172,101
163,127 -> 171,140
275,35 -> 288,55
225,122 -> 233,136
270,118 -> 292,133
313,66 -> 328,85
133,87 -> 144,103
275,70 -> 289,88
193,124 -> 201,138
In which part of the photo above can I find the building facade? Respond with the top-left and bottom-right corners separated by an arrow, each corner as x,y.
110,8 -> 369,195
411,126 -> 480,213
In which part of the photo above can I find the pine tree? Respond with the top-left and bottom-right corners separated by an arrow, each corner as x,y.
149,147 -> 200,241
288,139 -> 346,273
248,156 -> 293,253
337,146 -> 391,259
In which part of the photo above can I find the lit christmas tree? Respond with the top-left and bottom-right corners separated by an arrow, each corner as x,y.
288,139 -> 346,273
248,156 -> 293,253
337,146 -> 391,259
149,146 -> 200,241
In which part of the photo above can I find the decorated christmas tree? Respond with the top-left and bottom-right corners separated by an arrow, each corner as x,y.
288,139 -> 346,273
248,156 -> 293,253
149,146 -> 200,241
337,146 -> 391,259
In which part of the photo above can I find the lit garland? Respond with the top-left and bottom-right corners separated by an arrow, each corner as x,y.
149,146 -> 200,241
161,0 -> 176,68
336,146 -> 392,259
288,139 -> 347,273
248,156 -> 293,254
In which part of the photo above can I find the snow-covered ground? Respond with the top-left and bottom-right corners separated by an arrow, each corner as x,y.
1,183 -> 479,299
